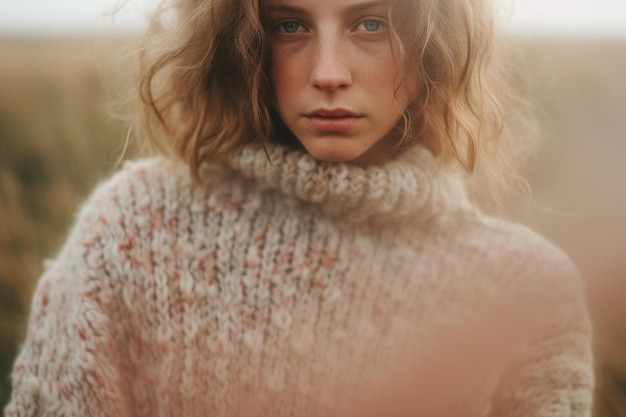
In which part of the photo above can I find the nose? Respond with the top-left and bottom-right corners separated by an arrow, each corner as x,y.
310,34 -> 352,91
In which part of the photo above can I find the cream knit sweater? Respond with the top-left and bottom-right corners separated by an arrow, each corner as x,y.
6,144 -> 593,417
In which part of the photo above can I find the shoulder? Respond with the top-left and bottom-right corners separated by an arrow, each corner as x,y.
458,211 -> 572,264
69,156 -> 210,239
426,210 -> 592,367
76,156 -> 194,223
59,155 -> 261,277
432,208 -> 583,294
53,157 -> 207,275
29,157 -> 221,322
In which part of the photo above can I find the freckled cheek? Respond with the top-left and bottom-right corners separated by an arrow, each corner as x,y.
366,62 -> 402,101
269,50 -> 306,105
355,46 -> 397,81
367,52 -> 413,105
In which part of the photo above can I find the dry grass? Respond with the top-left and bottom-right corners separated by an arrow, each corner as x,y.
0,36 -> 625,414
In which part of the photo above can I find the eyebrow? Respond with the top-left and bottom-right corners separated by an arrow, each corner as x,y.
264,0 -> 388,15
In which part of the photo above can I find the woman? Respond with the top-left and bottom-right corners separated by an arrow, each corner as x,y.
5,0 -> 593,415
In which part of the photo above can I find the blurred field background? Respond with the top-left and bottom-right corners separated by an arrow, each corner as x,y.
0,36 -> 625,415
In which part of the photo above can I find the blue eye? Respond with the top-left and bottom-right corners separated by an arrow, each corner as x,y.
277,21 -> 302,34
364,21 -> 381,31
358,20 -> 384,32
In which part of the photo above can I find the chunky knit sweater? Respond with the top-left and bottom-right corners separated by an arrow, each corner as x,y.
6,144 -> 593,417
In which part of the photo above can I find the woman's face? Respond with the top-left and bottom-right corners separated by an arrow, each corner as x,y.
265,0 -> 413,166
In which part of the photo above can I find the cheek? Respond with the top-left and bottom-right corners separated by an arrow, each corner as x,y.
269,55 -> 284,102
269,49 -> 302,105
363,51 -> 404,99
374,56 -> 416,110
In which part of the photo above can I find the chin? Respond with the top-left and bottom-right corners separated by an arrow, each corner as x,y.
293,127 -> 399,166
303,144 -> 370,165
300,137 -> 387,167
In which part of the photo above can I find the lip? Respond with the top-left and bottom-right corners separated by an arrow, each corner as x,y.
306,108 -> 361,118
304,108 -> 363,133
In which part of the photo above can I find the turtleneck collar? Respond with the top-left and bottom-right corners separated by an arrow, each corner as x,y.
220,143 -> 469,223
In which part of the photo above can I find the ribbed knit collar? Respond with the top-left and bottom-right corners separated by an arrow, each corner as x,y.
224,143 -> 468,223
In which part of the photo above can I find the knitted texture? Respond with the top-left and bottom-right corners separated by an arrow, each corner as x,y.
6,144 -> 593,417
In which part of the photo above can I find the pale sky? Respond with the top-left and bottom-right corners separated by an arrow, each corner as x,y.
0,0 -> 625,37
496,0 -> 626,37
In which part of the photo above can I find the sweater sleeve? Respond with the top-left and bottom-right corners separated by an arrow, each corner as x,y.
488,247 -> 594,417
4,176 -> 134,417
4,262 -> 132,417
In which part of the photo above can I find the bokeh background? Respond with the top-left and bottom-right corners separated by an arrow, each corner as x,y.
1,0 -> 626,415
